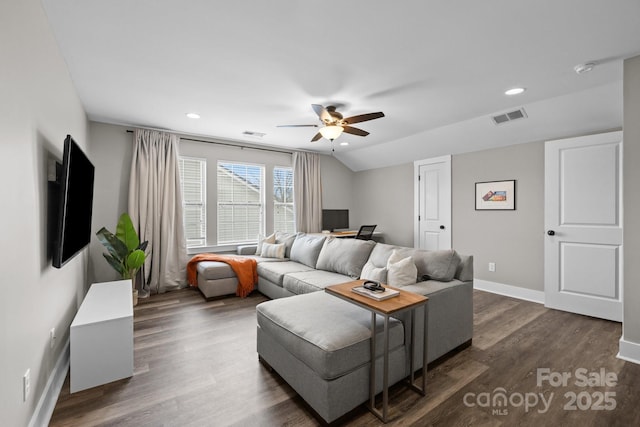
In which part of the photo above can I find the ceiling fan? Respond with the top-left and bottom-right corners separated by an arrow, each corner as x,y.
278,104 -> 385,142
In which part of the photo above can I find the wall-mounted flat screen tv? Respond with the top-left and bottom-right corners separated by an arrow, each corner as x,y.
322,209 -> 349,232
52,135 -> 95,268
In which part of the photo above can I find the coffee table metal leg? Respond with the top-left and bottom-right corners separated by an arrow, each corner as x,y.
382,315 -> 389,421
407,304 -> 429,395
369,311 -> 376,412
423,302 -> 428,393
368,312 -> 391,423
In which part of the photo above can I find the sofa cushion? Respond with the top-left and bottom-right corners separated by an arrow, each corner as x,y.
261,242 -> 286,259
256,291 -> 405,380
386,251 -> 418,287
360,261 -> 387,283
316,237 -> 376,278
365,243 -> 413,268
413,249 -> 461,282
283,270 -> 352,294
196,261 -> 236,280
257,261 -> 314,286
290,233 -> 326,268
275,231 -> 297,258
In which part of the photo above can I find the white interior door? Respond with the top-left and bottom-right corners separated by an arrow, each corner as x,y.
414,156 -> 451,250
544,131 -> 623,321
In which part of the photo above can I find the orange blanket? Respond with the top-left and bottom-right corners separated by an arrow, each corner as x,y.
187,254 -> 258,298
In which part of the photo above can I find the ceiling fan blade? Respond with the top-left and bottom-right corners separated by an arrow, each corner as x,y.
277,124 -> 319,128
310,132 -> 323,142
342,126 -> 369,137
342,111 -> 385,125
312,104 -> 333,124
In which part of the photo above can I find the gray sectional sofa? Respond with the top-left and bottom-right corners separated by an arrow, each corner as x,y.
200,231 -> 473,423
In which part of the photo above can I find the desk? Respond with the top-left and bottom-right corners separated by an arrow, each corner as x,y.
325,280 -> 428,422
314,230 -> 383,238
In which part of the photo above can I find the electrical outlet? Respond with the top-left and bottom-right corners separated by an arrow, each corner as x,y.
488,262 -> 496,272
23,369 -> 30,402
50,328 -> 56,349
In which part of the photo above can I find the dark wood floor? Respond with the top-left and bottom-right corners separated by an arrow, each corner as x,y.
50,288 -> 640,426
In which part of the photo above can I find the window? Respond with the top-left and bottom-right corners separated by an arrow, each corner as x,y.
179,157 -> 207,247
274,166 -> 295,233
217,162 -> 264,244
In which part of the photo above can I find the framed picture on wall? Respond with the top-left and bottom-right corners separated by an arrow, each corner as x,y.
475,180 -> 516,210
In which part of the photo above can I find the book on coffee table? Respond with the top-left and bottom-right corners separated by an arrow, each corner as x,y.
351,285 -> 400,301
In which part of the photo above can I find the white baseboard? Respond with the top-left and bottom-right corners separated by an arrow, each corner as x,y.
617,338 -> 640,365
29,338 -> 70,427
474,279 -> 545,304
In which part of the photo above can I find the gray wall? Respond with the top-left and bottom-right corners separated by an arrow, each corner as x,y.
0,1 -> 89,425
352,163 -> 414,247
452,142 -> 545,291
88,122 -> 133,285
320,154 -> 355,215
623,56 -> 640,344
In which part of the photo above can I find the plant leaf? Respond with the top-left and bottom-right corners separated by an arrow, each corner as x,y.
116,213 -> 140,252
96,227 -> 128,259
126,249 -> 145,269
103,253 -> 126,277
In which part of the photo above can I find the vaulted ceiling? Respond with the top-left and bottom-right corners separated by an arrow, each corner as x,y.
41,0 -> 640,170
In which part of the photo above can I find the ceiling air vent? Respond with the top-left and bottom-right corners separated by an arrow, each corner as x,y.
242,131 -> 266,138
492,108 -> 528,125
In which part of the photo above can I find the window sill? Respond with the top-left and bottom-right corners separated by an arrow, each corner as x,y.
187,243 -> 257,256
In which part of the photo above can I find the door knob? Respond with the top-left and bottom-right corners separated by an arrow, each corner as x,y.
547,230 -> 555,236
440,225 -> 446,230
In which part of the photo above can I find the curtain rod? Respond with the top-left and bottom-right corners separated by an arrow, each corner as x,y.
125,129 -> 294,155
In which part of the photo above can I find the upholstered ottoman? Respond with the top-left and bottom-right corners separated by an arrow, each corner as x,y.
256,291 -> 408,423
196,261 -> 238,298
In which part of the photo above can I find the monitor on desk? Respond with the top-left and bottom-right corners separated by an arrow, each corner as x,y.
322,209 -> 349,232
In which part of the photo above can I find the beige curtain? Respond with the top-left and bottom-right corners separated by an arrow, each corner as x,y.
293,151 -> 322,232
129,129 -> 187,295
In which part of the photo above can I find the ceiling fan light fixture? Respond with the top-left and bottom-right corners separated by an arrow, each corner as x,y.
319,125 -> 343,140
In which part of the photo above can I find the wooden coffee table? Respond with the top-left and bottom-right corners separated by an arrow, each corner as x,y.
325,280 -> 429,422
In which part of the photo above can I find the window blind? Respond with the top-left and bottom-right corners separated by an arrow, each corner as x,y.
217,162 -> 264,244
274,166 -> 295,233
179,157 -> 206,247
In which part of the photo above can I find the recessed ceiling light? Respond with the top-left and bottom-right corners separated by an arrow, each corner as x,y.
340,142 -> 349,146
505,87 -> 526,96
574,62 -> 596,74
186,112 -> 200,119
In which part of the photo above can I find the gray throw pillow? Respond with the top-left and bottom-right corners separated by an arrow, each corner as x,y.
275,231 -> 296,258
316,237 -> 376,278
413,249 -> 461,282
290,233 -> 326,268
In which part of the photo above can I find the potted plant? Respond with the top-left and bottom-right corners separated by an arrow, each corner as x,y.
96,213 -> 148,305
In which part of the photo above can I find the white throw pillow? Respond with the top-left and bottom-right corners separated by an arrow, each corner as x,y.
260,242 -> 286,259
386,250 -> 417,287
255,233 -> 276,255
360,261 -> 388,283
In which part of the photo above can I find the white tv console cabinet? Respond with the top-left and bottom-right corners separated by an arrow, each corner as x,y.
70,279 -> 133,393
